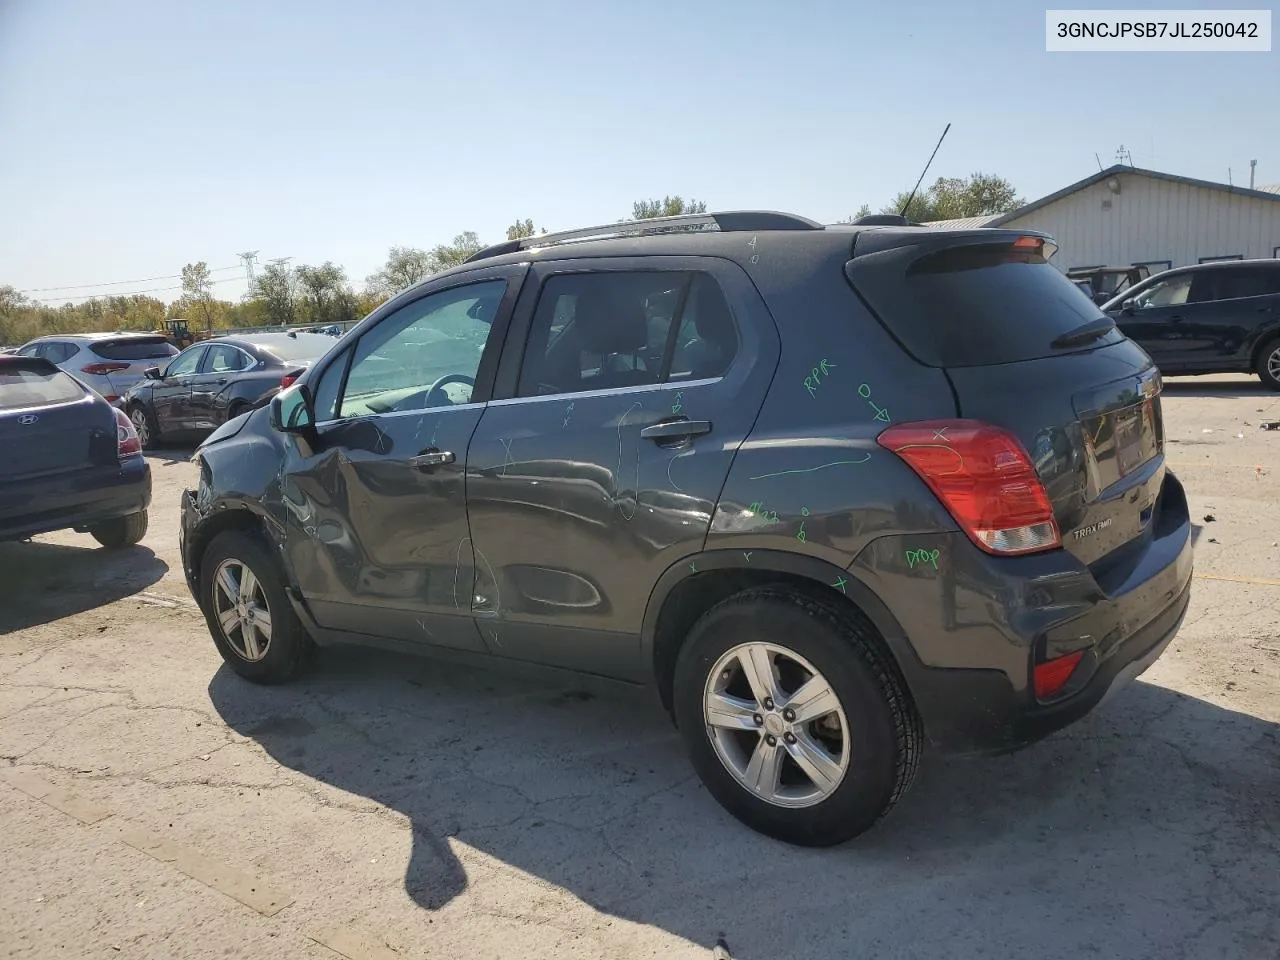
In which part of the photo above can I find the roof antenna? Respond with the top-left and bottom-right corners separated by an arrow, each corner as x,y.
899,122 -> 951,219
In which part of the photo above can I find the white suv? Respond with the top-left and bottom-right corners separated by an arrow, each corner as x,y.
16,333 -> 178,405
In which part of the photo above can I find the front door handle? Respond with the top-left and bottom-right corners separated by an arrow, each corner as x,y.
408,449 -> 456,469
640,418 -> 712,441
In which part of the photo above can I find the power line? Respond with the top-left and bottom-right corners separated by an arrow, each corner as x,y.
34,275 -> 244,303
19,264 -> 243,294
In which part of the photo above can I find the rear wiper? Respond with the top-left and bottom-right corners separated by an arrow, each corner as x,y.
1051,317 -> 1116,349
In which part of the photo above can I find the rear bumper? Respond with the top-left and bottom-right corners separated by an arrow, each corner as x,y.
0,456 -> 151,542
851,469 -> 1194,754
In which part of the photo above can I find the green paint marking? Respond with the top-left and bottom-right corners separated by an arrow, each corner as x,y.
832,576 -> 848,593
748,456 -> 871,481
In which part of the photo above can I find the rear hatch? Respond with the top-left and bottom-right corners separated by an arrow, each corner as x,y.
82,336 -> 178,397
0,358 -> 118,486
847,230 -> 1166,569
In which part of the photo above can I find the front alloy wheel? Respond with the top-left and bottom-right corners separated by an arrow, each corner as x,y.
212,558 -> 273,662
130,407 -> 152,448
703,642 -> 850,808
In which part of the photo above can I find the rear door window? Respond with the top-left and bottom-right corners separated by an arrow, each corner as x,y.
204,345 -> 254,373
90,337 -> 178,361
516,271 -> 737,397
847,239 -> 1122,368
0,363 -> 86,410
1210,267 -> 1280,300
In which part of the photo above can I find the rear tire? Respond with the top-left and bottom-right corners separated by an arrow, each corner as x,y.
199,529 -> 312,684
90,510 -> 148,549
226,401 -> 249,422
672,587 -> 922,847
129,404 -> 158,450
1256,337 -> 1280,391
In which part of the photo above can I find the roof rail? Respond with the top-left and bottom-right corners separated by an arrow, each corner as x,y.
465,210 -> 823,264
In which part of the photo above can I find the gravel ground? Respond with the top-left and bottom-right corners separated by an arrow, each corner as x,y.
2,374 -> 1278,960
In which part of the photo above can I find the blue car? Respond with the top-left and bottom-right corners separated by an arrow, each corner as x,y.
0,355 -> 151,547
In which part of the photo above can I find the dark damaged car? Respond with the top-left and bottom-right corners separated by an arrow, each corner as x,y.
180,211 -> 1193,847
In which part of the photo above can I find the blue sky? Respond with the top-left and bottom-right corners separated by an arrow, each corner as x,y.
1,0 -> 1276,303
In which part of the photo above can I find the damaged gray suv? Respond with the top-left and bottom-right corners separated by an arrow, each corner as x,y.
180,211 -> 1193,846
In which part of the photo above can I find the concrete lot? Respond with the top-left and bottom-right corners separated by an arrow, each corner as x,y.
2,375 -> 1278,960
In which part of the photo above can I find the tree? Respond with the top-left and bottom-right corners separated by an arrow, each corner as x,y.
881,172 -> 1023,222
429,232 -> 483,272
506,218 -> 540,241
296,261 -> 351,324
365,246 -> 434,297
180,261 -> 216,333
838,204 -> 873,224
631,196 -> 708,220
249,261 -> 299,326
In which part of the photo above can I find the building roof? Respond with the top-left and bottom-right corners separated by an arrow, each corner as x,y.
923,165 -> 1280,230
920,215 -> 1001,229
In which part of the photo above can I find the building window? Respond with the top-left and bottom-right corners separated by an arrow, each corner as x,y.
1134,260 -> 1172,275
1199,254 -> 1243,263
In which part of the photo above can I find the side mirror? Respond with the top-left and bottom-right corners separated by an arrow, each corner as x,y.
144,366 -> 162,380
1120,297 -> 1137,314
270,383 -> 316,435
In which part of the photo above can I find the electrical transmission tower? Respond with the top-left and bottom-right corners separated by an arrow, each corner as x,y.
238,251 -> 260,284
1114,144 -> 1133,167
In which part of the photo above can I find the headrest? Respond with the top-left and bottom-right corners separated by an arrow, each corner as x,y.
574,282 -> 650,354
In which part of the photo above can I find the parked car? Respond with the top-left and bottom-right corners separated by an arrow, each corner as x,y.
1067,265 -> 1151,306
14,333 -> 179,405
0,355 -> 150,547
121,331 -> 337,448
180,211 -> 1192,847
1102,258 -> 1280,388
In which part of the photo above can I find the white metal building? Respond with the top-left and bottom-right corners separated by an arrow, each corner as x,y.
926,165 -> 1280,275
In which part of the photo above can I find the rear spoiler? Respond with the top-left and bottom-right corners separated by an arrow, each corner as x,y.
849,227 -> 1058,262
0,355 -> 60,375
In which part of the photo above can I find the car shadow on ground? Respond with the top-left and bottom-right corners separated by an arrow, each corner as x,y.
208,645 -> 1280,959
0,540 -> 167,633
143,445 -> 194,465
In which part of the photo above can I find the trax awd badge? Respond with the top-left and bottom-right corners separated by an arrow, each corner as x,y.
1073,517 -> 1113,540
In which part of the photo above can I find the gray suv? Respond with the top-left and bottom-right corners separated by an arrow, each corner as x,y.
180,211 -> 1193,846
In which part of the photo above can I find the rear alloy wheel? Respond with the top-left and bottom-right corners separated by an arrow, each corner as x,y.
673,588 -> 922,846
129,405 -> 157,449
199,530 -> 312,684
89,510 -> 148,549
1257,337 -> 1280,391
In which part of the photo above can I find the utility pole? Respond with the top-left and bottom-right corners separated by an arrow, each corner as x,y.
1250,160 -> 1257,190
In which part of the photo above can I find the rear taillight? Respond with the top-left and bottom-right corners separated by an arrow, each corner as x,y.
82,362 -> 130,375
878,419 -> 1061,555
1034,650 -> 1084,699
280,372 -> 300,389
114,407 -> 141,458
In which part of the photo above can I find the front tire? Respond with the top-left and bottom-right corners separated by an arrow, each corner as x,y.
1256,337 -> 1280,391
89,510 -> 148,549
129,404 -> 158,450
673,588 -> 922,846
199,529 -> 312,684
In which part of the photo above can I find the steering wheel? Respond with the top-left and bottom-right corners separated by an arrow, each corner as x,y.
389,374 -> 476,412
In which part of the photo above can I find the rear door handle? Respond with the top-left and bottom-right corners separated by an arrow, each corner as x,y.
407,449 -> 455,469
640,418 -> 712,441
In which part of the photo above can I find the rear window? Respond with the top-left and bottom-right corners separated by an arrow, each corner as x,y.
90,337 -> 179,361
260,336 -> 332,362
848,240 -> 1123,368
0,364 -> 86,410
